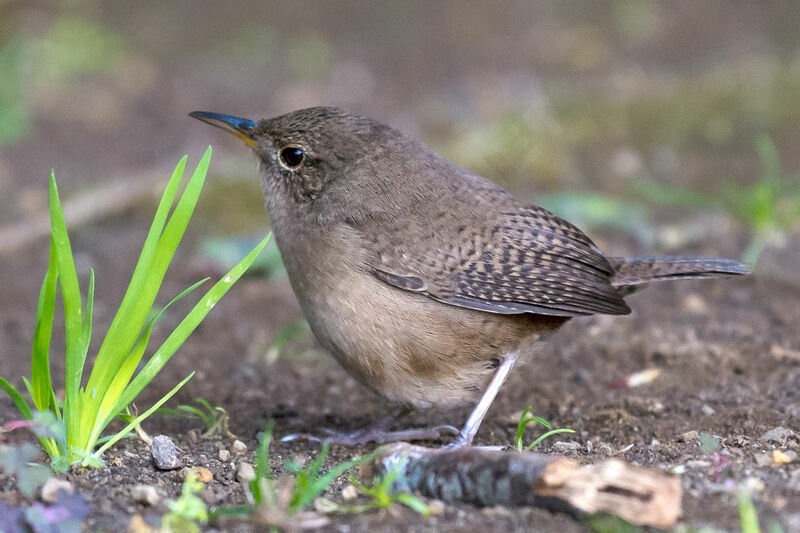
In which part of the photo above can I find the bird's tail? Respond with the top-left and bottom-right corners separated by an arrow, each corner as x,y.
610,255 -> 750,289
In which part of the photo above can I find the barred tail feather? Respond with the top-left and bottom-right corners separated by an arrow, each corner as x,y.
611,256 -> 750,288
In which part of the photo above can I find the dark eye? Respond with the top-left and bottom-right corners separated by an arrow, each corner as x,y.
280,146 -> 305,168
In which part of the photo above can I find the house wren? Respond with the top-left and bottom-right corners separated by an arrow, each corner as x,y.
190,107 -> 748,447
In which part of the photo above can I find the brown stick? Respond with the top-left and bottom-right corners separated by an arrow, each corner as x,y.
363,443 -> 681,529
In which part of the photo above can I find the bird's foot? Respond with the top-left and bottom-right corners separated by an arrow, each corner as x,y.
281,424 -> 459,446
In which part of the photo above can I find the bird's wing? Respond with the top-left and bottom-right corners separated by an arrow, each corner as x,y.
370,205 -> 631,317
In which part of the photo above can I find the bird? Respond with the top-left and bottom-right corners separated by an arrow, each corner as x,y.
190,107 -> 749,448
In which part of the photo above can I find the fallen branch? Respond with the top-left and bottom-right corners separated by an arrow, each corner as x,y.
363,443 -> 681,529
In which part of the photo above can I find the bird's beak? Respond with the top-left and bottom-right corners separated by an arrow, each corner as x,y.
189,111 -> 259,148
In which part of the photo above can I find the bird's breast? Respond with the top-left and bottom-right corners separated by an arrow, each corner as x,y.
271,219 -> 562,407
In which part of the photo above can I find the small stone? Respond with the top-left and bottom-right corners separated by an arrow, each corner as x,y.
127,515 -> 154,533
669,465 -> 686,475
772,449 -> 794,466
218,449 -> 231,461
742,477 -> 765,493
682,294 -> 708,315
701,404 -> 716,416
650,439 -> 660,447
130,484 -> 160,506
41,478 -> 74,503
232,440 -> 247,454
770,344 -> 800,362
427,500 -> 445,516
185,466 -> 213,483
679,430 -> 699,442
341,484 -> 358,500
686,460 -> 712,469
236,462 -> 256,483
551,441 -> 581,454
151,435 -> 180,470
760,427 -> 795,443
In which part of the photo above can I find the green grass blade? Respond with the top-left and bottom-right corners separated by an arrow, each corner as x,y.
84,154 -> 188,403
103,234 -> 269,428
524,428 -> 576,451
251,421 -> 275,504
84,153 -> 207,444
0,377 -> 33,419
291,447 -> 375,513
31,238 -> 58,411
92,372 -> 194,459
522,416 -> 552,429
48,173 -> 85,442
93,277 -> 209,433
79,268 -> 95,370
395,492 -> 430,517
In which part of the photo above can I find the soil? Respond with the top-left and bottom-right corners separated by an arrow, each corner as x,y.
1,213 -> 799,531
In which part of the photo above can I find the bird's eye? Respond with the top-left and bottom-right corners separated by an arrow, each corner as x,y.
280,146 -> 305,168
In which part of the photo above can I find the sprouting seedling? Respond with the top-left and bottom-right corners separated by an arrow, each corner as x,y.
162,473 -> 208,533
0,148 -> 270,469
343,467 -> 430,517
285,443 -> 375,514
157,398 -> 235,438
215,421 -> 381,527
515,406 -> 575,452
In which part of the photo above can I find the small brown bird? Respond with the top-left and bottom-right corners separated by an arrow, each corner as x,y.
190,107 -> 748,447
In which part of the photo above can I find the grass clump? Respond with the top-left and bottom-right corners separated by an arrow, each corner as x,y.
0,147 -> 269,470
157,398 -> 234,438
317,468 -> 430,517
514,406 -> 575,452
214,422 -> 386,529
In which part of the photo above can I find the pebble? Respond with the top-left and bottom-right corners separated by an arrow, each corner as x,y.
236,462 -> 256,483
682,294 -> 708,315
760,427 -> 795,443
232,440 -> 248,454
701,404 -> 716,416
151,435 -> 180,470
218,449 -> 231,461
551,441 -> 581,454
427,500 -> 446,516
41,478 -> 74,503
130,484 -> 160,506
185,466 -> 213,483
341,484 -> 358,500
678,430 -> 699,442
772,449 -> 794,466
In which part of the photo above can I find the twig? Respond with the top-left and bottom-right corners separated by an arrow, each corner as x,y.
363,443 -> 681,529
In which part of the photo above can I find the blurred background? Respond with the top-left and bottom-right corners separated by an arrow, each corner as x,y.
1,0 -> 799,311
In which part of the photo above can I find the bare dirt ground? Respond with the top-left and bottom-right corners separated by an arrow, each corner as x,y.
1,2 -> 800,531
1,214 -> 798,531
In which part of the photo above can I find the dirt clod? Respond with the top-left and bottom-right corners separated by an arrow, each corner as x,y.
760,427 -> 796,443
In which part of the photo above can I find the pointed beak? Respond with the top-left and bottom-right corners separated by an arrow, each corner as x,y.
189,111 -> 259,147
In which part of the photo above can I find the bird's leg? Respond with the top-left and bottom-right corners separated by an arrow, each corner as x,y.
281,406 -> 459,446
445,349 -> 520,449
